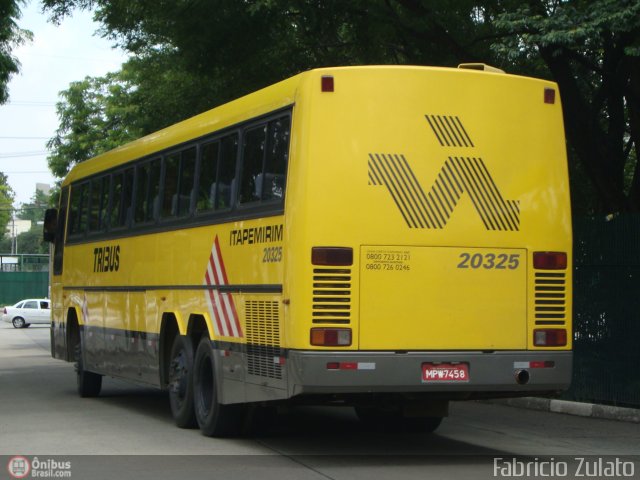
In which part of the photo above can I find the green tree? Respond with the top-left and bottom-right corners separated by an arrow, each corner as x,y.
42,0 -> 640,214
17,188 -> 50,224
0,235 -> 10,252
15,226 -> 48,254
0,225 -> 48,254
0,172 -> 15,241
44,0 -> 500,175
492,0 -> 640,213
47,70 -> 143,177
0,0 -> 32,104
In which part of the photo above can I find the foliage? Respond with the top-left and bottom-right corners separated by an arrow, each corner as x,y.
16,189 -> 50,223
17,226 -> 49,254
492,0 -> 640,214
0,225 -> 48,254
0,172 -> 15,240
47,70 -> 143,177
0,225 -> 47,254
41,0 -> 640,214
1,181 -> 49,254
0,0 -> 32,104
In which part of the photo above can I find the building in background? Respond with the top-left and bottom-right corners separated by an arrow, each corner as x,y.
36,183 -> 51,196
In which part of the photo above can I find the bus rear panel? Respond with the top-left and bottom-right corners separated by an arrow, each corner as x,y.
283,66 -> 571,401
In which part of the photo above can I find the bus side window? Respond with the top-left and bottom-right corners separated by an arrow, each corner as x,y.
68,182 -> 89,237
122,168 -> 135,226
135,161 -> 150,223
135,160 -> 163,224
198,141 -> 219,213
240,125 -> 266,204
99,176 -> 111,231
53,186 -> 69,275
217,134 -> 238,209
261,115 -> 290,201
109,168 -> 133,228
110,172 -> 123,228
88,175 -> 110,233
175,147 -> 196,217
145,158 -> 162,221
162,153 -> 180,218
88,178 -> 101,232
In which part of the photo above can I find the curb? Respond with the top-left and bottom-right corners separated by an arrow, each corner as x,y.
487,397 -> 640,423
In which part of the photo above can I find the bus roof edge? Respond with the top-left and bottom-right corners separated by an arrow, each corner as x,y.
457,63 -> 506,74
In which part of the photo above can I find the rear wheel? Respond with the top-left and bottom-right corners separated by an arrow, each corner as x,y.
12,317 -> 25,328
168,335 -> 196,428
193,337 -> 246,437
75,338 -> 102,397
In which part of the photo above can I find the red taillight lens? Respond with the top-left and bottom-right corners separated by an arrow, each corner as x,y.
310,328 -> 352,346
534,329 -> 567,347
321,75 -> 334,92
533,251 -> 567,270
311,247 -> 353,266
544,87 -> 556,104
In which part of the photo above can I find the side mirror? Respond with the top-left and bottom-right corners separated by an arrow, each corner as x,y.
43,208 -> 58,243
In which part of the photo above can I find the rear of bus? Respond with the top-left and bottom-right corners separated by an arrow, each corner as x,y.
283,66 -> 572,418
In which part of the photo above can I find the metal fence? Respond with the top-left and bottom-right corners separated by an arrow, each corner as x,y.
0,254 -> 49,306
0,254 -> 49,272
566,214 -> 640,408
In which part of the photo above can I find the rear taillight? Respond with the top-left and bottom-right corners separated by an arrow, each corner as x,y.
2,308 -> 6,314
533,251 -> 567,270
310,328 -> 352,346
321,75 -> 334,92
311,247 -> 353,266
534,329 -> 567,347
544,87 -> 556,104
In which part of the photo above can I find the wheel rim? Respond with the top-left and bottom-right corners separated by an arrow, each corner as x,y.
12,318 -> 24,328
169,348 -> 189,405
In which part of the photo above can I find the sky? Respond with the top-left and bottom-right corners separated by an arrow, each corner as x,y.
0,0 -> 128,207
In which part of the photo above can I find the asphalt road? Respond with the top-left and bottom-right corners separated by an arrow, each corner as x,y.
1,322 -> 638,480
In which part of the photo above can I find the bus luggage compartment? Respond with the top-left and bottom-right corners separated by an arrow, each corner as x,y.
358,245 -> 527,350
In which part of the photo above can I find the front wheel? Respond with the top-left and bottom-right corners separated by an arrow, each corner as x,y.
168,335 -> 196,428
12,317 -> 25,328
75,340 -> 102,397
193,337 -> 246,437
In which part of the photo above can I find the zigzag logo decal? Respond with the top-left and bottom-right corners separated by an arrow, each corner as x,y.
368,116 -> 519,231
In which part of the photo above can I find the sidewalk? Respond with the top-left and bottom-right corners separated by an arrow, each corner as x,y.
489,397 -> 640,423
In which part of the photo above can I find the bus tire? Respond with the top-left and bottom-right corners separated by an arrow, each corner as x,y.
168,335 -> 197,428
75,340 -> 102,398
193,337 -> 246,437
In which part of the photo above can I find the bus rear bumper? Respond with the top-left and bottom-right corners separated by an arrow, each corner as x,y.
286,350 -> 572,398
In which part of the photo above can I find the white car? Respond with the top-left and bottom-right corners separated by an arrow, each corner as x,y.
2,299 -> 51,328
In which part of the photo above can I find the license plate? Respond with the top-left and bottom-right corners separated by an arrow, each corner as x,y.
422,363 -> 469,383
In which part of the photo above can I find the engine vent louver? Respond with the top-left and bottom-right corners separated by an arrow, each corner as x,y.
245,300 -> 282,379
312,268 -> 352,324
534,272 -> 567,325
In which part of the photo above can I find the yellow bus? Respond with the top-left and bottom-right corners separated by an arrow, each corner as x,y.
44,65 -> 572,436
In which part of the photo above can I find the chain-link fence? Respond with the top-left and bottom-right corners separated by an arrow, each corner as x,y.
0,255 -> 49,306
566,215 -> 640,408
